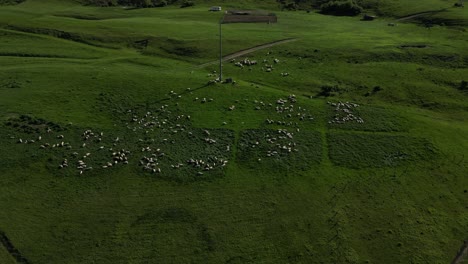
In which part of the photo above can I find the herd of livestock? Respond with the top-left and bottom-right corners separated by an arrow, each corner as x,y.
10,88 -> 364,176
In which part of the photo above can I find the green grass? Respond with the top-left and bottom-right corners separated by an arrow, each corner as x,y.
0,245 -> 15,264
0,0 -> 467,263
327,103 -> 410,132
237,129 -> 322,171
328,132 -> 438,168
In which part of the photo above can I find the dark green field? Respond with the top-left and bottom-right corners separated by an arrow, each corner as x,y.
0,0 -> 467,263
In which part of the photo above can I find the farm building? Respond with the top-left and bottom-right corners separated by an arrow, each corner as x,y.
222,10 -> 277,24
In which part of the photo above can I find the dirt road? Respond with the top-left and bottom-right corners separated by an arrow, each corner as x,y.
197,38 -> 298,68
396,9 -> 447,21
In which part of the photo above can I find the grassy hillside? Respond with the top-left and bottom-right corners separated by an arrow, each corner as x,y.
0,0 -> 467,263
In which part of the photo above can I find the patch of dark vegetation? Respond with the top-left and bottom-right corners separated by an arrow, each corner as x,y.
164,45 -> 199,56
320,0 -> 363,16
459,80 -> 468,91
415,17 -> 468,27
80,0 -> 118,6
237,129 -> 322,171
316,84 -> 343,97
0,52 -> 75,59
328,132 -> 438,168
54,14 -> 103,20
399,44 -> 429,49
159,38 -> 201,57
5,114 -> 65,134
180,0 -> 194,8
275,0 -> 385,15
80,0 -> 178,8
139,37 -> 205,59
277,0 -> 298,11
133,39 -> 149,49
0,0 -> 25,5
6,25 -> 81,42
130,207 -> 216,256
0,78 -> 23,89
364,86 -> 382,96
0,230 -> 30,264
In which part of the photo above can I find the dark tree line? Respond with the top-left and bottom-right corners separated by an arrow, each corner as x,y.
277,0 -> 373,16
83,0 -> 188,8
0,0 -> 26,5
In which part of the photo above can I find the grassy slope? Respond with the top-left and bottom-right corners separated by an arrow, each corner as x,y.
0,245 -> 15,264
0,0 -> 467,263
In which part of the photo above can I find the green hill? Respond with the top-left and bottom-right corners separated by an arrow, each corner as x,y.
0,0 -> 467,263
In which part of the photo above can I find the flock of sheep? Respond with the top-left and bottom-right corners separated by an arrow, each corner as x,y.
11,87 -> 364,176
327,101 -> 364,124
263,94 -> 314,128
238,95 -> 314,161
124,106 -> 230,176
230,56 -> 289,76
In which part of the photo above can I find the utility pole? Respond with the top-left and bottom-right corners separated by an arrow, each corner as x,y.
217,11 -> 277,82
219,21 -> 222,82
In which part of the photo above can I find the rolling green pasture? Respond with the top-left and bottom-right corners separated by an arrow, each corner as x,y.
0,0 -> 467,263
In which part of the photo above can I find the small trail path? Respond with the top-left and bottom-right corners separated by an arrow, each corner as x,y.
452,240 -> 468,264
0,231 -> 30,264
197,38 -> 299,68
396,9 -> 447,21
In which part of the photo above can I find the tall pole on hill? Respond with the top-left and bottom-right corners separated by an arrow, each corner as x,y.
218,11 -> 277,82
219,21 -> 222,82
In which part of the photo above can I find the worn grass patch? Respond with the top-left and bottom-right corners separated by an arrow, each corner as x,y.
124,207 -> 215,262
328,132 -> 438,168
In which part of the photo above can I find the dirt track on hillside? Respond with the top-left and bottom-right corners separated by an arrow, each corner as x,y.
452,240 -> 468,264
197,38 -> 298,68
0,231 -> 30,263
396,9 -> 447,21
